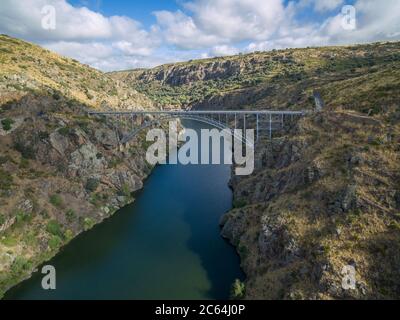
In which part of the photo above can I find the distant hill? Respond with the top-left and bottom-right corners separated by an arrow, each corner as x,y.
111,41 -> 400,115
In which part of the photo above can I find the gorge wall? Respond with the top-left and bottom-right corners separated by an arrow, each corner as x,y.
0,35 -> 154,297
113,41 -> 400,299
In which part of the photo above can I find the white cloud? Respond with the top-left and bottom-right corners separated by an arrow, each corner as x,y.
210,45 -> 239,57
185,0 -> 285,42
298,0 -> 344,12
154,0 -> 286,49
0,0 -> 111,41
0,0 -> 159,70
315,0 -> 344,12
154,10 -> 221,49
246,0 -> 400,53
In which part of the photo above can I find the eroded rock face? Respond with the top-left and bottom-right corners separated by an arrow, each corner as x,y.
104,170 -> 143,193
94,128 -> 118,150
135,60 -> 247,86
69,143 -> 106,177
258,215 -> 300,263
0,95 -> 152,298
221,111 -> 400,300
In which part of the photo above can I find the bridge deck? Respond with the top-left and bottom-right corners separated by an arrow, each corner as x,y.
88,110 -> 307,116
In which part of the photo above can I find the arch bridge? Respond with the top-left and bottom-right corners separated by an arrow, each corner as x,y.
87,110 -> 307,146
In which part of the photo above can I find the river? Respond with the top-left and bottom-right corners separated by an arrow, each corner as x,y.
4,120 -> 244,300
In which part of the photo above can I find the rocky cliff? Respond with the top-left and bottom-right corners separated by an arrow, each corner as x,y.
0,35 -> 154,297
114,41 -> 400,299
2,35 -> 400,299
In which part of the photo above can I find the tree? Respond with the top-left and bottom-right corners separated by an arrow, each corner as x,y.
230,279 -> 245,300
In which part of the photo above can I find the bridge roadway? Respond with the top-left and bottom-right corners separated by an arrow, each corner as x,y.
88,110 -> 306,116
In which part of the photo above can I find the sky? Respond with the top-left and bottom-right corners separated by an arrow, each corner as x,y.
0,0 -> 399,71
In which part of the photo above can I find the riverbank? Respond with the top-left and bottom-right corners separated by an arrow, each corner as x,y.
4,120 -> 244,300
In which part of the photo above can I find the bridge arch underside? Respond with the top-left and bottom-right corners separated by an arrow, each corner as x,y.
120,115 -> 254,147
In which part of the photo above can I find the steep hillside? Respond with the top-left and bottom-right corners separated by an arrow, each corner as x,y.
0,36 -> 154,297
0,34 -> 152,110
114,42 -> 400,299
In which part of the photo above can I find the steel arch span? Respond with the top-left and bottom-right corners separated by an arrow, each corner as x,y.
88,109 -> 306,147
120,114 -> 254,147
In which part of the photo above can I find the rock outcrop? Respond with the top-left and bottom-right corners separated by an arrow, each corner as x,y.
0,35 -> 154,297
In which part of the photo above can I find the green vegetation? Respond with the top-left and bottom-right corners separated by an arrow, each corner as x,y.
108,157 -> 123,168
46,220 -> 63,237
233,199 -> 247,209
83,217 -> 95,231
19,158 -> 30,169
85,178 -> 99,193
10,256 -> 32,277
38,131 -> 49,140
15,210 -> 32,224
13,141 -> 35,159
57,126 -> 71,136
48,235 -> 62,250
230,279 -> 245,300
0,155 -> 12,165
1,118 -> 14,131
49,194 -> 63,208
119,183 -> 131,197
1,235 -> 18,247
0,169 -> 13,191
64,229 -> 74,241
66,209 -> 76,223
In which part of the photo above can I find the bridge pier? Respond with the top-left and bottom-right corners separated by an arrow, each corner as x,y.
256,114 -> 259,141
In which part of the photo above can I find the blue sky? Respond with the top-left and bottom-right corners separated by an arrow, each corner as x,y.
0,0 -> 399,71
69,0 -> 180,27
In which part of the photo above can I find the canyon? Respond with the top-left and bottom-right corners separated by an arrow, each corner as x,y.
1,35 -> 400,299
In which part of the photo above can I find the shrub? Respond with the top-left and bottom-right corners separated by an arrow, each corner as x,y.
0,155 -> 10,165
0,169 -> 13,190
46,220 -> 63,237
23,231 -> 38,246
83,217 -> 95,231
13,141 -> 35,159
1,118 -> 14,131
57,127 -> 71,136
64,229 -> 74,241
52,92 -> 61,100
109,157 -> 123,168
233,199 -> 247,209
0,48 -> 13,54
19,158 -> 29,169
11,256 -> 32,276
49,194 -> 63,208
15,210 -> 31,223
118,183 -> 131,197
48,235 -> 62,250
65,209 -> 76,223
85,178 -> 99,193
1,235 -> 17,247
230,279 -> 245,300
38,131 -> 49,140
